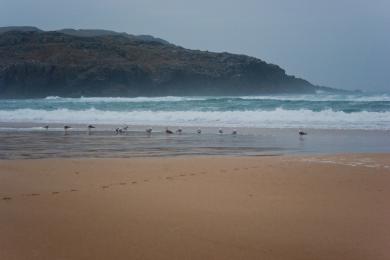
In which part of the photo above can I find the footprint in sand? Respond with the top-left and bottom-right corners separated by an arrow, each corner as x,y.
166,177 -> 173,180
75,171 -> 79,175
131,181 -> 137,184
119,182 -> 127,185
179,174 -> 186,177
233,168 -> 239,171
26,193 -> 40,197
2,197 -> 12,201
143,180 -> 149,182
200,171 -> 206,174
70,189 -> 78,192
52,192 -> 60,195
220,170 -> 226,173
101,185 -> 109,189
190,173 -> 196,176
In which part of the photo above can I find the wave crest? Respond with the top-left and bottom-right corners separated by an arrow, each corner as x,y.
0,108 -> 389,130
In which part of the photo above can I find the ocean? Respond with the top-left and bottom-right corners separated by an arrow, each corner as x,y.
0,92 -> 389,130
0,92 -> 389,159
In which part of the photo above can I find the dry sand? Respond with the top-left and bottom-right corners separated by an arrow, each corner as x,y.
1,154 -> 390,260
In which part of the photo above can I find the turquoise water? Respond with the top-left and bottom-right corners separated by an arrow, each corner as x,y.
0,93 -> 389,129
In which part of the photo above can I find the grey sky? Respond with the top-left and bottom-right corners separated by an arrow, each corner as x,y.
1,0 -> 389,92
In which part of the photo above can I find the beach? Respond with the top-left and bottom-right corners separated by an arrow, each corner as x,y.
1,154 -> 390,260
1,127 -> 390,159
1,93 -> 390,259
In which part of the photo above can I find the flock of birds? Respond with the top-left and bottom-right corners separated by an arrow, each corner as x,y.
42,125 -> 308,136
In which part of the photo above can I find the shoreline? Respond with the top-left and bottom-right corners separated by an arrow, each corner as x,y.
1,127 -> 390,159
1,121 -> 390,132
1,154 -> 390,260
0,151 -> 388,161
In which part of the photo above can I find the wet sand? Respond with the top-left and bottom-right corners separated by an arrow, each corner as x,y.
1,154 -> 390,260
1,127 -> 390,159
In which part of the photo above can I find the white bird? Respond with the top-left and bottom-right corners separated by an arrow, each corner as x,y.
196,128 -> 202,134
218,128 -> 223,134
146,128 -> 152,134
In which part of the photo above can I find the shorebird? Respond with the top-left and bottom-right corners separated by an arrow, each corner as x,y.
115,128 -> 123,135
64,125 -> 71,134
165,128 -> 174,134
123,126 -> 129,131
176,128 -> 183,134
87,125 -> 95,134
299,130 -> 307,136
218,128 -> 223,135
232,129 -> 237,135
43,125 -> 49,130
197,128 -> 202,134
145,128 -> 152,134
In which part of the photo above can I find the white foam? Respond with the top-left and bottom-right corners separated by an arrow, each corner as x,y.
44,96 -> 205,103
0,108 -> 389,129
239,93 -> 390,102
41,93 -> 390,103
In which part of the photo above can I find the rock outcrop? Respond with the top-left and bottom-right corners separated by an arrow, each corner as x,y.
0,27 -> 331,98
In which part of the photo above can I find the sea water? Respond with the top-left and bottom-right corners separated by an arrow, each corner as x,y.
0,92 -> 389,158
0,92 -> 389,130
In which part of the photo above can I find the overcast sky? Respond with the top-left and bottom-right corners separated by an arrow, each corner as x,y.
1,0 -> 389,92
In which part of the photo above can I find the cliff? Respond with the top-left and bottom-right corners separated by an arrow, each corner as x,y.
0,27 -> 328,98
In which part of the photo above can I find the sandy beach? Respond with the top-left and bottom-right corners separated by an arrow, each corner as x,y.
1,154 -> 390,260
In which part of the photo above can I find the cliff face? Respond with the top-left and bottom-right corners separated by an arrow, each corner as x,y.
0,29 -> 319,98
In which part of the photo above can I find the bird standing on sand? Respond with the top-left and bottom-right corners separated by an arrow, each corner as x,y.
146,128 -> 152,134
299,130 -> 307,136
87,125 -> 95,134
197,128 -> 202,134
64,125 -> 71,134
123,126 -> 129,131
43,125 -> 49,130
218,128 -> 223,135
165,128 -> 174,134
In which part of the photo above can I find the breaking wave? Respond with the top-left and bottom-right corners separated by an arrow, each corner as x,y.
0,108 -> 389,130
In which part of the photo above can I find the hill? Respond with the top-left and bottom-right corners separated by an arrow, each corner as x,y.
0,27 -> 332,98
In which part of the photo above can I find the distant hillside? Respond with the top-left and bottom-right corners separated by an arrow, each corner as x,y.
0,27 -> 334,98
0,26 -> 42,34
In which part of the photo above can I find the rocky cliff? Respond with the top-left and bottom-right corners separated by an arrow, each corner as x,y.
0,27 -> 329,98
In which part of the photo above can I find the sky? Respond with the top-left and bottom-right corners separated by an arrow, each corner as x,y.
1,0 -> 389,92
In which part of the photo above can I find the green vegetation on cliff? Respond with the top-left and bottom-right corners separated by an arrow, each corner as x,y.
0,27 -> 329,98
